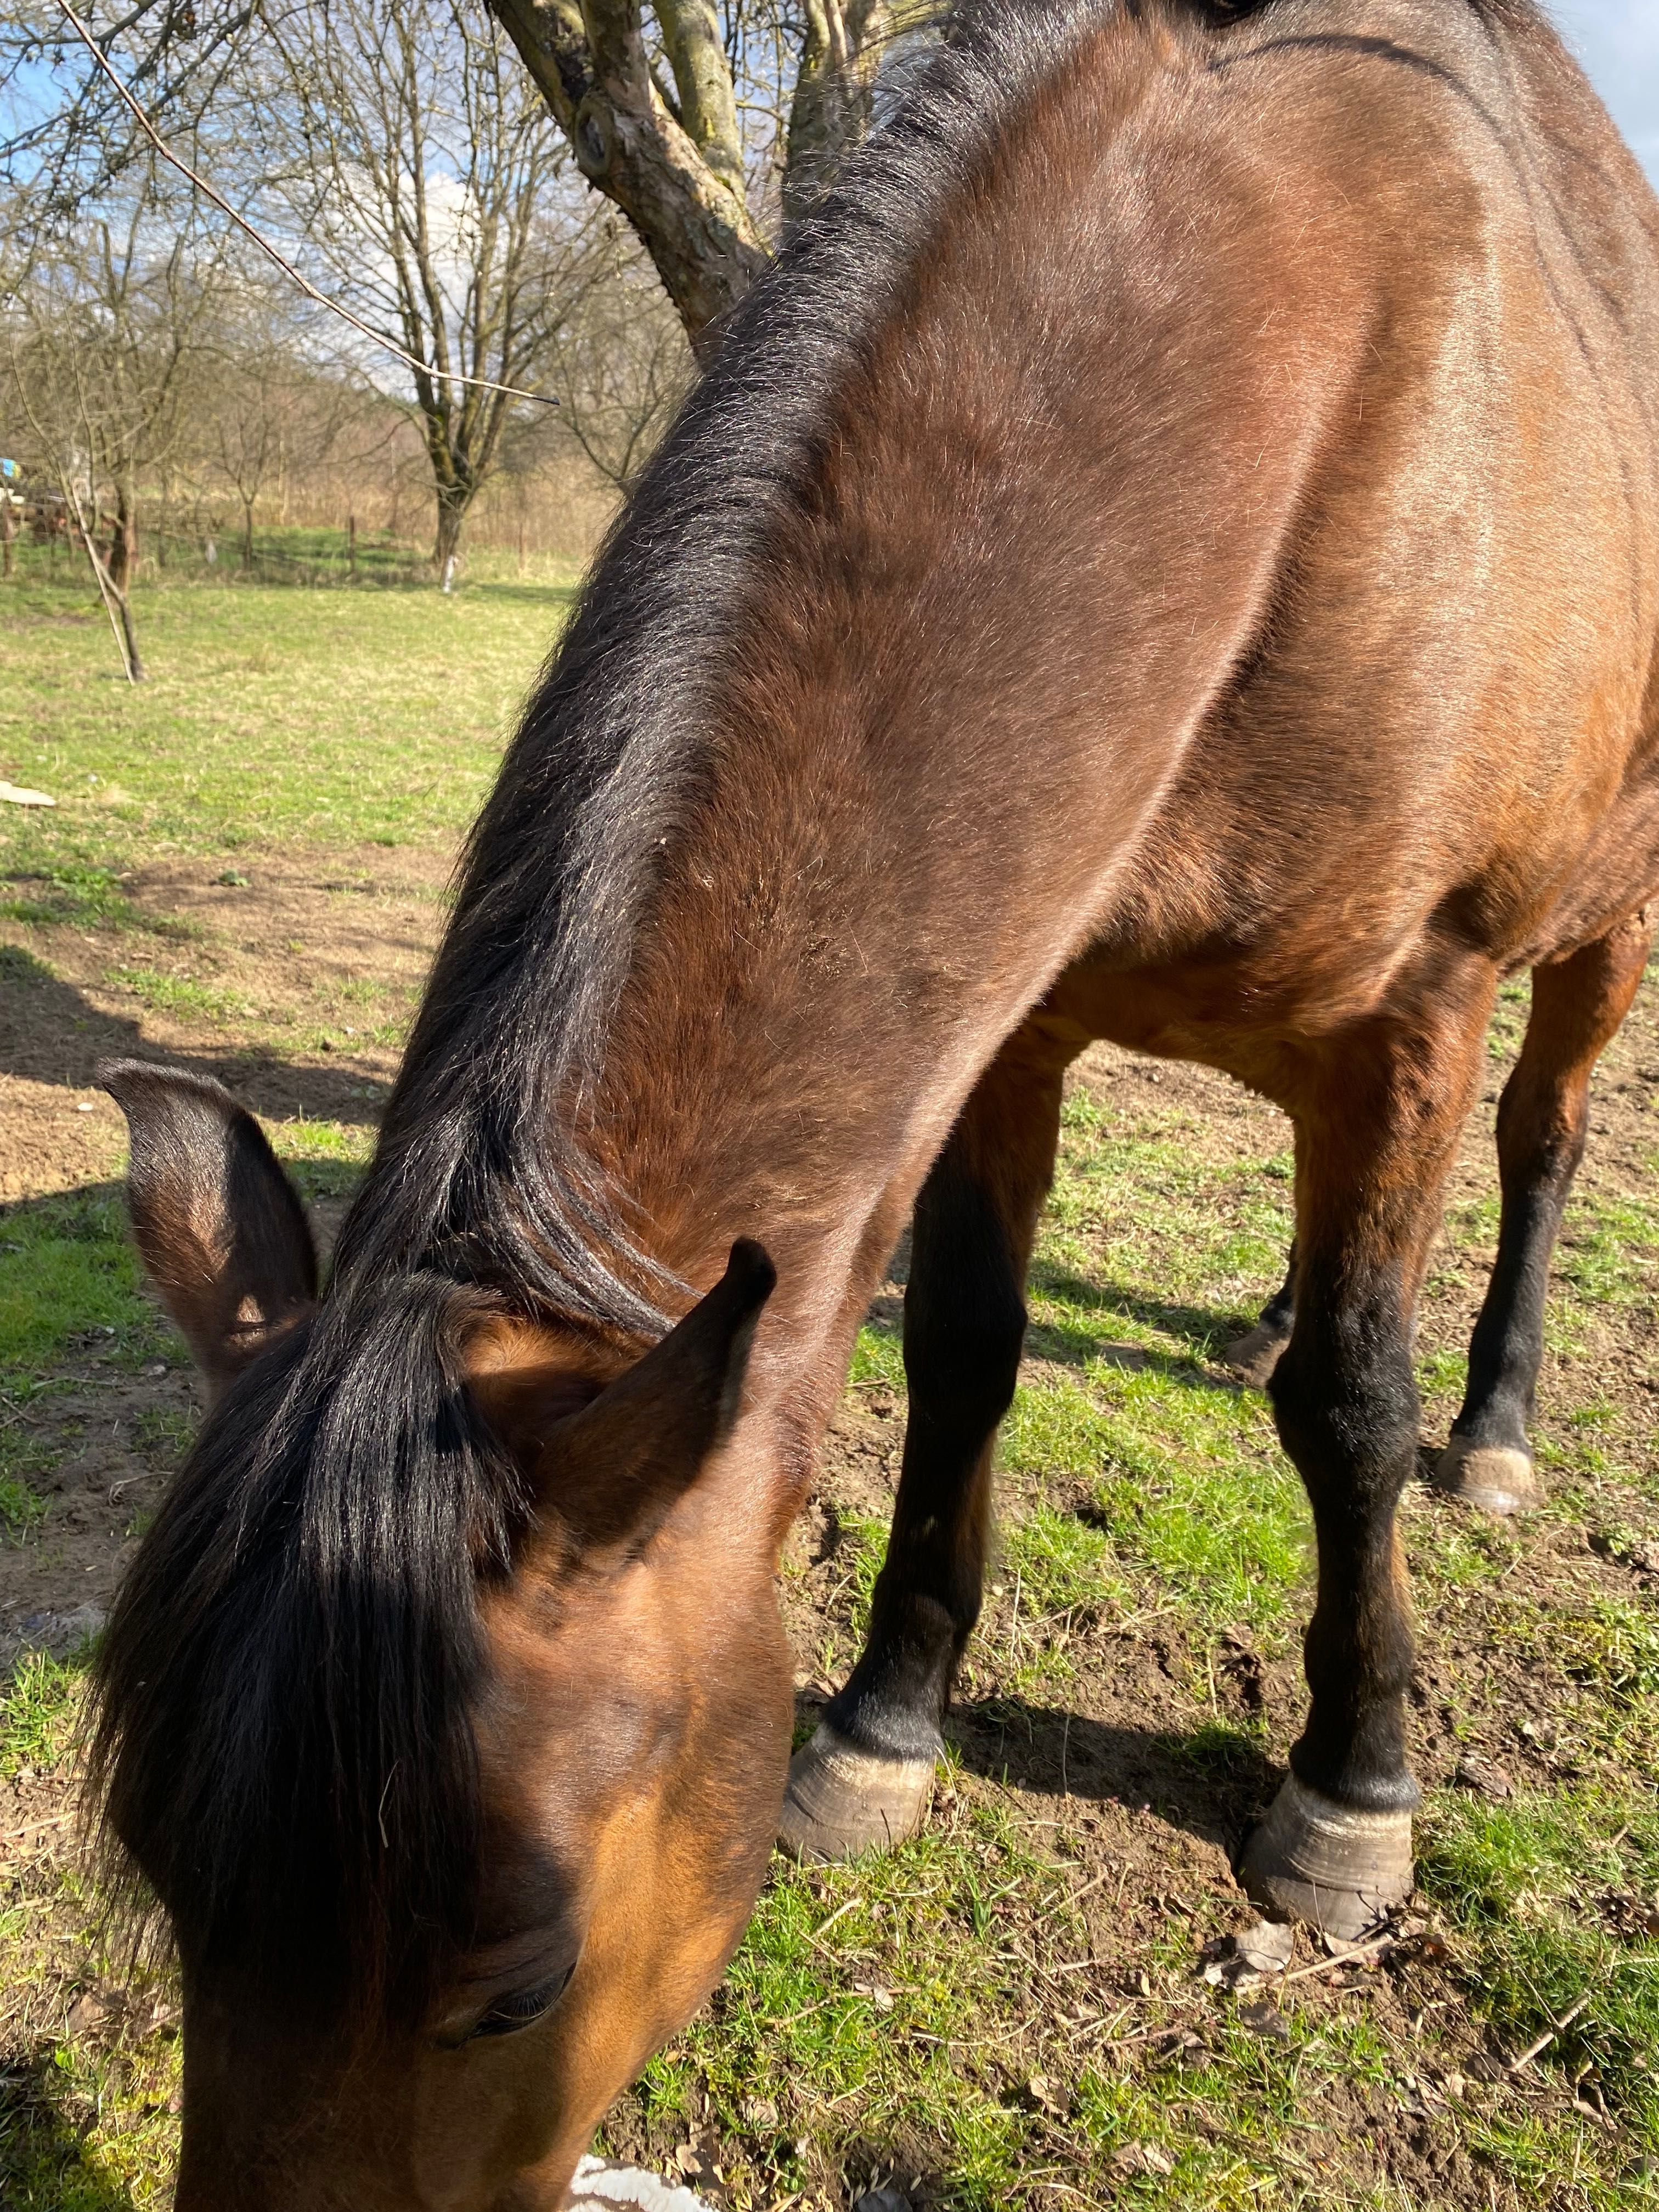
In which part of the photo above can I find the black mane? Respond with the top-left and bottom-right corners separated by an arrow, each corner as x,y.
89,0 -> 1550,2015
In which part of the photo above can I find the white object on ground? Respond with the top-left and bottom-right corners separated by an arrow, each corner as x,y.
0,782 -> 55,807
569,2157 -> 714,2211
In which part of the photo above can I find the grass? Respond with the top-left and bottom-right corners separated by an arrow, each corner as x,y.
0,562 -> 582,873
2,575 -> 1657,2209
0,1189 -> 165,1380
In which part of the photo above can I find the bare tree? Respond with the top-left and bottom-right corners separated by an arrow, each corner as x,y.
545,218 -> 692,488
276,0 -> 573,579
2,0 -> 272,229
202,292 -> 355,568
7,165 -> 224,665
487,0 -> 936,351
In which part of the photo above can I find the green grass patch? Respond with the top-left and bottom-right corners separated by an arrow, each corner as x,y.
0,573 -> 579,873
1000,1364 -> 1307,1638
109,967 -> 253,1026
0,1651 -> 83,1779
1420,1787 -> 1659,2151
0,1429 -> 58,1544
0,1189 -> 165,1380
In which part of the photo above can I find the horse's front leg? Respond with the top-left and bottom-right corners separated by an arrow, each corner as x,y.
1243,983 -> 1492,1936
778,1023 -> 1077,1861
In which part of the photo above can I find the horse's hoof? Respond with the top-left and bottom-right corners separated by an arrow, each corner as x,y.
1430,1435 -> 1542,1516
1239,1774 -> 1413,1940
1222,1321 -> 1291,1388
776,1722 -> 935,1863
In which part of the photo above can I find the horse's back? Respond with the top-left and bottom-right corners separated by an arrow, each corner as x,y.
1054,0 -> 1659,1046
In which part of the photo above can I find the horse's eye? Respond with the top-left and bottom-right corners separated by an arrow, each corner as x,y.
467,1961 -> 576,2040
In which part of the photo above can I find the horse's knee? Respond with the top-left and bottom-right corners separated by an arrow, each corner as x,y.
1269,1323 -> 1419,1503
904,1176 -> 1028,1435
1494,1065 -> 1588,1199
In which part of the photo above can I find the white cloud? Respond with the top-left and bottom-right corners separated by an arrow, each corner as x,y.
1555,0 -> 1659,185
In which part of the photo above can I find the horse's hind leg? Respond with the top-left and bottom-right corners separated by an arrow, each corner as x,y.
1242,980 -> 1492,1935
1433,914 -> 1651,1514
1223,1244 -> 1296,1385
779,1022 -> 1075,1861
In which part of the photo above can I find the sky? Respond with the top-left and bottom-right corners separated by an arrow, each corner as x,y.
1558,0 -> 1659,183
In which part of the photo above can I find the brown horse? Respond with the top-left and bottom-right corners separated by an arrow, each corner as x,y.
91,0 -> 1659,2202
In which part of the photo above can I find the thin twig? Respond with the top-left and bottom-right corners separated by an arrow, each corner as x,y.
52,0 -> 557,408
1277,1928 -> 1400,1987
4,331 -> 134,677
811,1894 -> 861,1940
0,1809 -> 73,1845
1508,1994 -> 1590,2075
62,471 -> 136,679
1065,1862 -> 1116,1908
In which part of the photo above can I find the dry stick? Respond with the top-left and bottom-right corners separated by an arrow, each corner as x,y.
1065,1862 -> 1117,1908
63,471 -> 138,679
1507,1993 -> 1590,2075
1276,1927 -> 1401,1987
4,335 -> 136,678
811,1894 -> 861,1940
53,0 -> 557,410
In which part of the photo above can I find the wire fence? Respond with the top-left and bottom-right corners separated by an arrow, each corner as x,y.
1,516 -> 586,592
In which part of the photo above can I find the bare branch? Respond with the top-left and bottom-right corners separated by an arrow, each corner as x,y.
49,0 -> 557,407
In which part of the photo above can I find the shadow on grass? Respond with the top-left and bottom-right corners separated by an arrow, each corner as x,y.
860,1262 -> 1260,1394
1027,1262 -> 1262,1369
0,2051 -> 139,2212
949,1698 -> 1275,1849
793,1692 -> 1277,1854
0,944 -> 390,1128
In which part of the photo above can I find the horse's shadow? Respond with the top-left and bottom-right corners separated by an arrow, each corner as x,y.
0,2050 -> 140,2210
947,1696 -> 1275,1848
0,942 -> 390,1126
794,1692 -> 1277,1855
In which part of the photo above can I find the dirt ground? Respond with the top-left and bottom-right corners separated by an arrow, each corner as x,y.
0,848 -> 448,1646
3,854 -> 1658,2209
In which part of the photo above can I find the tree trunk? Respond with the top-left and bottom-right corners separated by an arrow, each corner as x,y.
433,487 -> 470,578
783,0 -> 889,230
114,586 -> 146,681
107,479 -> 140,593
241,499 -> 256,572
71,498 -> 144,682
489,0 -> 769,356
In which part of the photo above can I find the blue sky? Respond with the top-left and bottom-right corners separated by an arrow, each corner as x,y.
4,7 -> 1656,199
1559,0 -> 1659,183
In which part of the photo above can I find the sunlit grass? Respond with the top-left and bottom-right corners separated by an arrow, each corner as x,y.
0,573 -> 579,871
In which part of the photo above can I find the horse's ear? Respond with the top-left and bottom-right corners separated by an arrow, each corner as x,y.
472,1240 -> 777,1568
98,1059 -> 319,1389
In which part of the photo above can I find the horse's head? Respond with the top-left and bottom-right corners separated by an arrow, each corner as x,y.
94,1064 -> 794,2209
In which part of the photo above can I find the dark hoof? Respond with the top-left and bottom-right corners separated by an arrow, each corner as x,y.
1239,1775 -> 1413,1940
1221,1321 -> 1291,1388
776,1723 -> 935,1863
1430,1436 -> 1542,1516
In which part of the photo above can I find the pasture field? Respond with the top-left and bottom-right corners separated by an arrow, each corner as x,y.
2,574 -> 1658,2211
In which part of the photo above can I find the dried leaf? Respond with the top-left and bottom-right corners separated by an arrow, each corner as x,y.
1454,1754 -> 1513,1801
1238,1996 -> 1294,2041
1200,1917 -> 1295,1988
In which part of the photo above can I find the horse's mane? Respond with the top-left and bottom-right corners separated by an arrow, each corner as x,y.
89,0 -> 1553,2017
